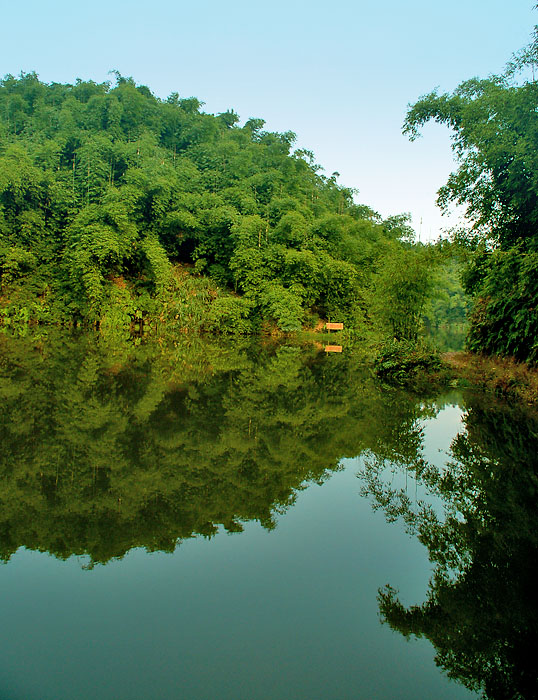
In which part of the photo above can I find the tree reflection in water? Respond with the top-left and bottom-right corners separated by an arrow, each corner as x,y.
2,331 -> 537,697
361,394 -> 538,699
0,331 -> 413,564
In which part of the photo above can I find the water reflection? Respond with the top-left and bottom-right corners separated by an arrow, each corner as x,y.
361,393 -> 538,699
1,332 -> 537,697
0,332 -> 423,565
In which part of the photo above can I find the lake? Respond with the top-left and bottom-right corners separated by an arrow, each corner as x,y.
0,332 -> 536,699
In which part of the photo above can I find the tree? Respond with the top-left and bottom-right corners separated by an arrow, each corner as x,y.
404,26 -> 538,360
375,244 -> 437,341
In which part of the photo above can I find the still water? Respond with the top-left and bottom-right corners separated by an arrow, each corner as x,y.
0,333 -> 536,699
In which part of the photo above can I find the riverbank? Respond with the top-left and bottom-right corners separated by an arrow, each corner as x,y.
443,351 -> 538,406
4,313 -> 538,408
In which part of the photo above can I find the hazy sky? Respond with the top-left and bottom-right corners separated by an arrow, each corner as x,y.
1,1 -> 535,239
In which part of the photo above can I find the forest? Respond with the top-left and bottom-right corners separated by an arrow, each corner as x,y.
0,70 -> 416,334
2,22 -> 538,700
0,68 -> 462,343
0,25 -> 537,362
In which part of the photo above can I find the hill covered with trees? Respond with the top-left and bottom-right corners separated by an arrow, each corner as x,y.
0,71 -> 419,334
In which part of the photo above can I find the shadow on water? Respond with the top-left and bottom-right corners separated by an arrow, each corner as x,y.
1,331 -> 537,697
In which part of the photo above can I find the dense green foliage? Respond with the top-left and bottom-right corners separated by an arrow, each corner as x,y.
0,72 -> 415,332
423,256 -> 469,330
373,242 -> 437,341
373,338 -> 443,385
405,28 -> 538,362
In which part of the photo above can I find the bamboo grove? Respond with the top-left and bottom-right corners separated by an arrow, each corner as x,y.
0,72 -> 419,335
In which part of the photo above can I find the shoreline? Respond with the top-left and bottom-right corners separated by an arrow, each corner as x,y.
442,351 -> 538,406
3,320 -> 538,407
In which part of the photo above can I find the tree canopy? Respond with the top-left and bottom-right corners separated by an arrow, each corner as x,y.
0,71 -> 415,334
405,26 -> 538,361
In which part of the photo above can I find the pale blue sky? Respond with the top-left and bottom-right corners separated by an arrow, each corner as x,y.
1,1 -> 535,239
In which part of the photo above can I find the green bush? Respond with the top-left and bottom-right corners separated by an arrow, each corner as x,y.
258,282 -> 304,332
374,338 -> 442,384
203,295 -> 253,334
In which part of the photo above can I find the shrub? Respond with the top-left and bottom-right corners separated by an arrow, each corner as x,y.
374,338 -> 442,384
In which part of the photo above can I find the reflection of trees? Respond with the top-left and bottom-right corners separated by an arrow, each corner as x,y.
0,332 -> 427,565
361,394 -> 538,699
